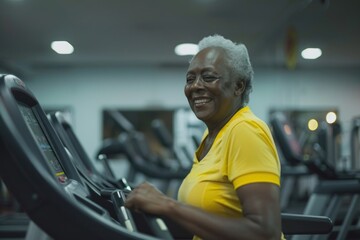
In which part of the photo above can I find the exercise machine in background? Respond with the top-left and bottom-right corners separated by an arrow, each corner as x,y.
97,110 -> 191,197
270,111 -> 360,240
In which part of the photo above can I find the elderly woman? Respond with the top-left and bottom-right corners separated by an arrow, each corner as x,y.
125,35 -> 283,240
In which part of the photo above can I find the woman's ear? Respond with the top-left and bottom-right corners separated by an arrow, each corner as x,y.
235,81 -> 245,96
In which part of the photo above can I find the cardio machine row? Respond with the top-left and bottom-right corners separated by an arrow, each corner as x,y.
0,74 -> 332,239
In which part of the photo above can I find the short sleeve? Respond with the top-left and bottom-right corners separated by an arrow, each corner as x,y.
223,120 -> 281,189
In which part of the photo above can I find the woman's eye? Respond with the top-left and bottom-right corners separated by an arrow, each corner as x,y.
186,76 -> 195,83
202,75 -> 218,82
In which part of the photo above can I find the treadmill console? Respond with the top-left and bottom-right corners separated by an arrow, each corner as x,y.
17,101 -> 68,183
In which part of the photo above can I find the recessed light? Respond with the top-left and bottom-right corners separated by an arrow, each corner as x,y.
301,48 -> 322,59
174,43 -> 198,56
51,41 -> 74,54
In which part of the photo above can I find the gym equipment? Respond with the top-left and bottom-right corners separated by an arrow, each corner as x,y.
0,74 -> 173,240
0,178 -> 29,238
151,118 -> 194,168
100,110 -> 178,169
270,112 -> 360,180
270,111 -> 360,240
97,111 -> 190,189
0,74 -> 332,239
47,111 -> 130,190
48,110 -> 192,239
350,117 -> 360,171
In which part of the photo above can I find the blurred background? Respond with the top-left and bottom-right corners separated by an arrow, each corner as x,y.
1,0 -> 360,171
1,1 -> 360,239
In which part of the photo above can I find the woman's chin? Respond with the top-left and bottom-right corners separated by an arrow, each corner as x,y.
194,110 -> 212,122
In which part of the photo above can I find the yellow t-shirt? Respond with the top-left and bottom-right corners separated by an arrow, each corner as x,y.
178,106 -> 283,239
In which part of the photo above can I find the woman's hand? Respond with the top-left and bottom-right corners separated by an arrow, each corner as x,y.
124,182 -> 173,216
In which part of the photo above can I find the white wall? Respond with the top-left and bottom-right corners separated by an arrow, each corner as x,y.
27,67 -> 188,159
25,66 -> 360,160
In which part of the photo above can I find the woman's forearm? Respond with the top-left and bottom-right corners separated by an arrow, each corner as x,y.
163,198 -> 280,240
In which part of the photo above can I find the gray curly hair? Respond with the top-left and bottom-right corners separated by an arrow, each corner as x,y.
196,34 -> 254,105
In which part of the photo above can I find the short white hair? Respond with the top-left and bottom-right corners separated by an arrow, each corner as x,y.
196,34 -> 254,104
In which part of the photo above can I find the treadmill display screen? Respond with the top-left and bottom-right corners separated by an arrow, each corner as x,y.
17,102 -> 68,183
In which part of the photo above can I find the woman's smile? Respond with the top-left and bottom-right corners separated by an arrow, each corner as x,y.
193,98 -> 212,107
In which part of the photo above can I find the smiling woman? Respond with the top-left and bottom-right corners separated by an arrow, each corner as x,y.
124,34 -> 284,240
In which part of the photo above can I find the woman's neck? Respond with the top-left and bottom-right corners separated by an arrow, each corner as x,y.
206,104 -> 244,135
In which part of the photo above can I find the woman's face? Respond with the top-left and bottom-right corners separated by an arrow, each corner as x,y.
184,47 -> 241,126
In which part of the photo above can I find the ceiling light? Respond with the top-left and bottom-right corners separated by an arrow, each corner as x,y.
301,48 -> 322,59
51,41 -> 74,54
174,43 -> 198,56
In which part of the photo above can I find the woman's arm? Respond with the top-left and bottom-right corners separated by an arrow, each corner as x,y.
125,182 -> 281,240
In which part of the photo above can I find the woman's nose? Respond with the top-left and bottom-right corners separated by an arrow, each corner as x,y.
190,76 -> 204,88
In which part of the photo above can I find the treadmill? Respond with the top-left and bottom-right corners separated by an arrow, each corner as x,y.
270,111 -> 360,240
0,74 -> 172,240
47,110 -> 187,239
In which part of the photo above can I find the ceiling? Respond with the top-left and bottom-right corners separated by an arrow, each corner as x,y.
1,0 -> 359,77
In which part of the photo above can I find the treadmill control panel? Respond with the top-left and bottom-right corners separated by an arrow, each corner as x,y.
18,102 -> 68,183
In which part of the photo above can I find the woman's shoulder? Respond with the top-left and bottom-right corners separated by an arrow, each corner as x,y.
229,107 -> 266,128
225,107 -> 272,138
